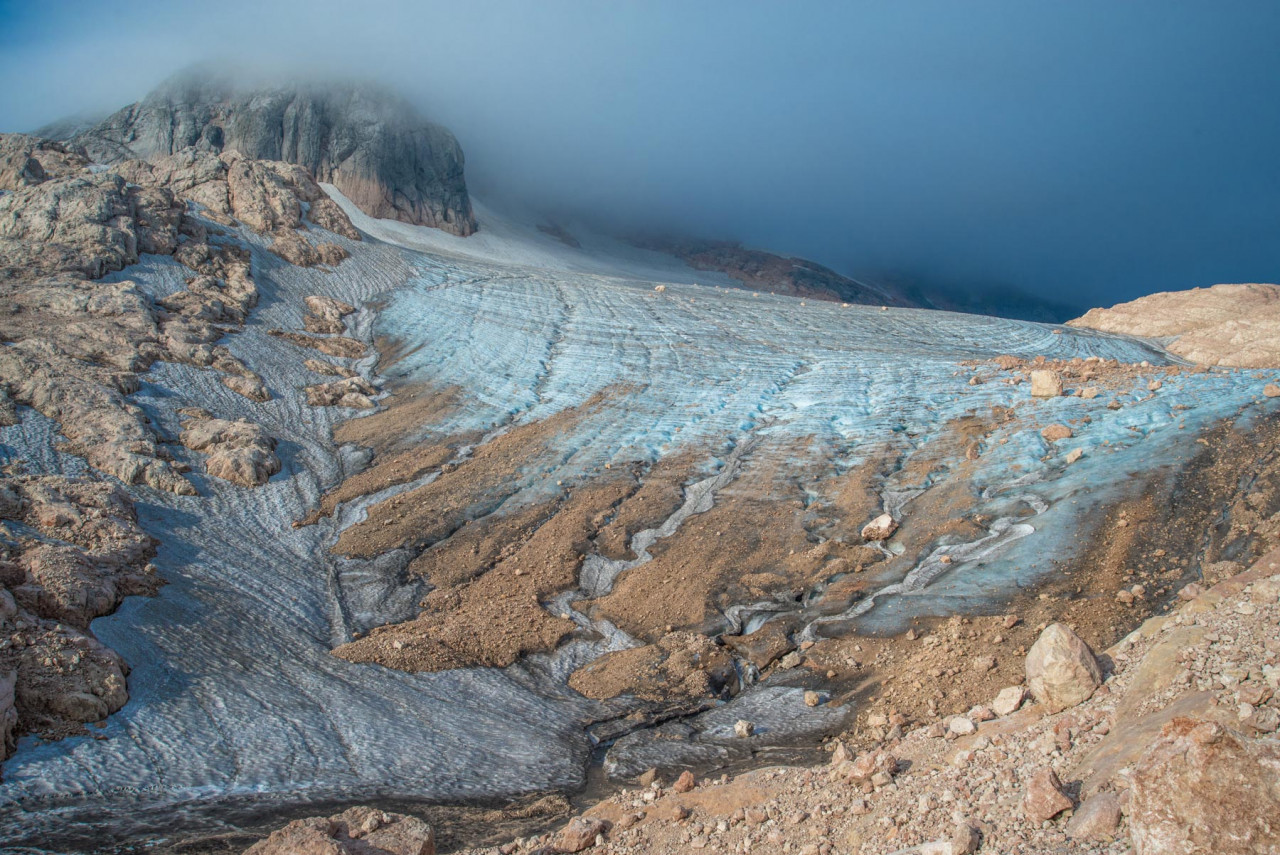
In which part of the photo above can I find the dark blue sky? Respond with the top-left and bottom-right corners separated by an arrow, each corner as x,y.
3,1 -> 1278,309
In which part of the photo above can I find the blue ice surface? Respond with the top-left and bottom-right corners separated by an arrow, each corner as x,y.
0,223 -> 1274,849
378,261 -> 1272,634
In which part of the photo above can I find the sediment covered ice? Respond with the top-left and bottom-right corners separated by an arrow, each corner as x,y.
0,193 -> 1270,849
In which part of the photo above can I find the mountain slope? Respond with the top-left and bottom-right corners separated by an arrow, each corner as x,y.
61,69 -> 476,236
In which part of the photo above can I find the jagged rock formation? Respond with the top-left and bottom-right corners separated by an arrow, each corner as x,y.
0,126 -> 359,766
0,132 -> 357,493
1069,282 -> 1280,368
0,472 -> 158,758
178,410 -> 282,488
66,71 -> 476,236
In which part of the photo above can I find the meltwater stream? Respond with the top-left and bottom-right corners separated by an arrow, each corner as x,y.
0,195 -> 1270,850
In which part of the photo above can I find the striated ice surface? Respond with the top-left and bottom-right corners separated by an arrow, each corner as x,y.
0,194 -> 1272,850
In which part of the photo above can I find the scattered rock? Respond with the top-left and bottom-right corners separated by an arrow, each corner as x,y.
1266,383 -> 1280,398
304,295 -> 358,334
673,770 -> 696,793
1040,423 -> 1073,442
179,415 -> 281,487
1023,767 -> 1073,823
1025,623 -> 1103,713
1030,370 -> 1064,397
554,816 -> 609,853
734,719 -> 755,738
1065,790 -> 1124,841
860,512 -> 898,541
991,686 -> 1027,717
305,377 -> 380,409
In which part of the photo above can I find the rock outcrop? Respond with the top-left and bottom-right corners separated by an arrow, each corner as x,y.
0,132 -> 357,494
0,472 -> 158,758
0,125 -> 358,767
243,806 -> 435,855
1128,716 -> 1280,855
68,70 -> 476,236
1069,283 -> 1280,368
178,411 -> 282,488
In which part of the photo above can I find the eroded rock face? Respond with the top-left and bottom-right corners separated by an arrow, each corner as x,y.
0,131 -> 355,495
1025,623 -> 1102,713
1128,717 -> 1280,855
0,473 -> 158,758
1069,283 -> 1280,368
72,71 -> 476,236
179,413 -> 282,488
304,377 -> 379,410
304,295 -> 357,334
243,806 -> 435,855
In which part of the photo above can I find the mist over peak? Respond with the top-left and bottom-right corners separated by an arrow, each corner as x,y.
3,1 -> 1278,312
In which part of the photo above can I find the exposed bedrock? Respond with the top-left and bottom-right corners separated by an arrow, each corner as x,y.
1069,282 -> 1280,368
67,70 -> 477,236
0,131 -> 358,494
0,473 -> 158,759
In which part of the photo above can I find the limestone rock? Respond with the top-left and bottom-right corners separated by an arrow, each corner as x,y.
221,374 -> 270,402
0,134 -> 87,191
1023,767 -> 1073,823
1065,790 -> 1124,841
304,358 -> 358,379
1030,369 -> 1064,397
0,670 -> 17,761
269,329 -> 367,358
1040,423 -> 1073,442
304,295 -> 357,334
1069,283 -> 1280,368
1128,717 -> 1280,855
180,415 -> 281,487
73,71 -> 476,236
243,806 -> 434,855
309,197 -> 362,240
991,686 -> 1027,717
1026,622 -> 1103,713
861,512 -> 898,541
305,377 -> 379,409
554,816 -> 609,853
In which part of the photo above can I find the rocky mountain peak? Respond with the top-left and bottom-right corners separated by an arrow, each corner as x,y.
60,69 -> 477,236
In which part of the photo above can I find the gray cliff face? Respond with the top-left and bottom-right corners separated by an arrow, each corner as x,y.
71,73 -> 476,236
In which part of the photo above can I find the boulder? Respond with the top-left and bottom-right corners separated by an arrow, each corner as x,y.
1065,790 -> 1125,841
1025,623 -> 1103,713
1040,423 -> 1073,442
861,512 -> 898,541
304,295 -> 358,334
1030,370 -> 1064,397
554,816 -> 610,853
1128,717 -> 1280,855
305,377 -> 379,409
1023,767 -> 1073,823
